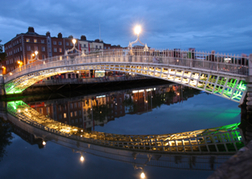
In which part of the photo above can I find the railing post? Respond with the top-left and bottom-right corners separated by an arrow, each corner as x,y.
246,54 -> 252,111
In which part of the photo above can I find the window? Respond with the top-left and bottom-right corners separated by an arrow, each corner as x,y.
84,44 -> 86,48
34,39 -> 37,43
58,106 -> 61,111
20,47 -> 22,51
70,103 -> 73,109
70,43 -> 73,46
58,41 -> 62,45
53,41 -> 57,45
74,111 -> 77,116
66,42 -> 69,46
41,40 -> 45,43
59,114 -> 62,119
59,48 -> 62,53
39,108 -> 43,114
64,113 -> 67,118
96,45 -> 98,49
42,46 -> 45,52
78,102 -> 81,108
26,38 -> 30,42
100,46 -> 101,49
27,46 -> 31,51
70,112 -> 73,117
74,103 -> 77,108
42,54 -> 45,59
54,48 -> 57,52
75,119 -> 78,123
34,46 -> 38,51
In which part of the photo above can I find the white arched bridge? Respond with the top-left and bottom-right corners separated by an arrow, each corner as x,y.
2,49 -> 251,104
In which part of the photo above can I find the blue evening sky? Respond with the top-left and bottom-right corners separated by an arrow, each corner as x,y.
0,0 -> 251,54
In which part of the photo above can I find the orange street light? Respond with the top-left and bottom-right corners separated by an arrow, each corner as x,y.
17,60 -> 23,68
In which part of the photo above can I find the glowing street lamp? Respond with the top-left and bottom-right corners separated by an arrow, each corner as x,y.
17,60 -> 23,68
134,25 -> 142,35
1,66 -> 6,75
72,38 -> 77,46
128,25 -> 148,52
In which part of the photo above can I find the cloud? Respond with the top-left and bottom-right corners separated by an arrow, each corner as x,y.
0,0 -> 251,54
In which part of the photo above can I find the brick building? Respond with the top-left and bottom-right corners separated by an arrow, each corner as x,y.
2,27 -> 112,74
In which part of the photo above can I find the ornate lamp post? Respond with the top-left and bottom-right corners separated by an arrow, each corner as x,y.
128,25 -> 148,52
65,38 -> 85,56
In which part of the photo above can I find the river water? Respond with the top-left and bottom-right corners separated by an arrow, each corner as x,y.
0,82 -> 241,179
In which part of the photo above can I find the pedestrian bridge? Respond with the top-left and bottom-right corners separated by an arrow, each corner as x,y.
2,49 -> 250,103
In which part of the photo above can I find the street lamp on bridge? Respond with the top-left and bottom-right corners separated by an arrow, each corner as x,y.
128,25 -> 148,52
65,38 -> 85,56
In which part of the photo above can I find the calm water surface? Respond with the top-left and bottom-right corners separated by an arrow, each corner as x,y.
0,83 -> 241,179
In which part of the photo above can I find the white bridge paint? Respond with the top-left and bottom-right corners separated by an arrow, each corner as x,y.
3,50 -> 248,103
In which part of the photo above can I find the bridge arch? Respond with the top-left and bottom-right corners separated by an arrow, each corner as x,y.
3,50 -> 247,103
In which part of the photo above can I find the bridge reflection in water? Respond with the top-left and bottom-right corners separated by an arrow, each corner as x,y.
4,100 -> 246,178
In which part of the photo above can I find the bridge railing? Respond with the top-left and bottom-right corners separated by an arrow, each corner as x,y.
4,49 -> 249,82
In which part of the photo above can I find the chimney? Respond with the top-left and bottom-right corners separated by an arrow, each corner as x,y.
46,32 -> 51,37
58,33 -> 62,38
81,35 -> 86,41
28,27 -> 35,33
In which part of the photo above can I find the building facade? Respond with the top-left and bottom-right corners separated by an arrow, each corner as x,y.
2,27 -> 110,74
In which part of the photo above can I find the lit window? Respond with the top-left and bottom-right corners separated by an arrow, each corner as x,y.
59,48 -> 62,53
26,38 -> 30,42
64,113 -> 67,118
70,112 -> 73,117
34,39 -> 37,43
74,111 -> 77,116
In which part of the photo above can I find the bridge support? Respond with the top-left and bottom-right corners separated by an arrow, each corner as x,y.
246,54 -> 252,111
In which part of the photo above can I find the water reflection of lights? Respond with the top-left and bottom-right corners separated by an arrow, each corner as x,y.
42,141 -> 46,146
80,155 -> 85,162
140,172 -> 146,179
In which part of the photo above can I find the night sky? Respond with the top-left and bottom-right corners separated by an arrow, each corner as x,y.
0,0 -> 251,54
